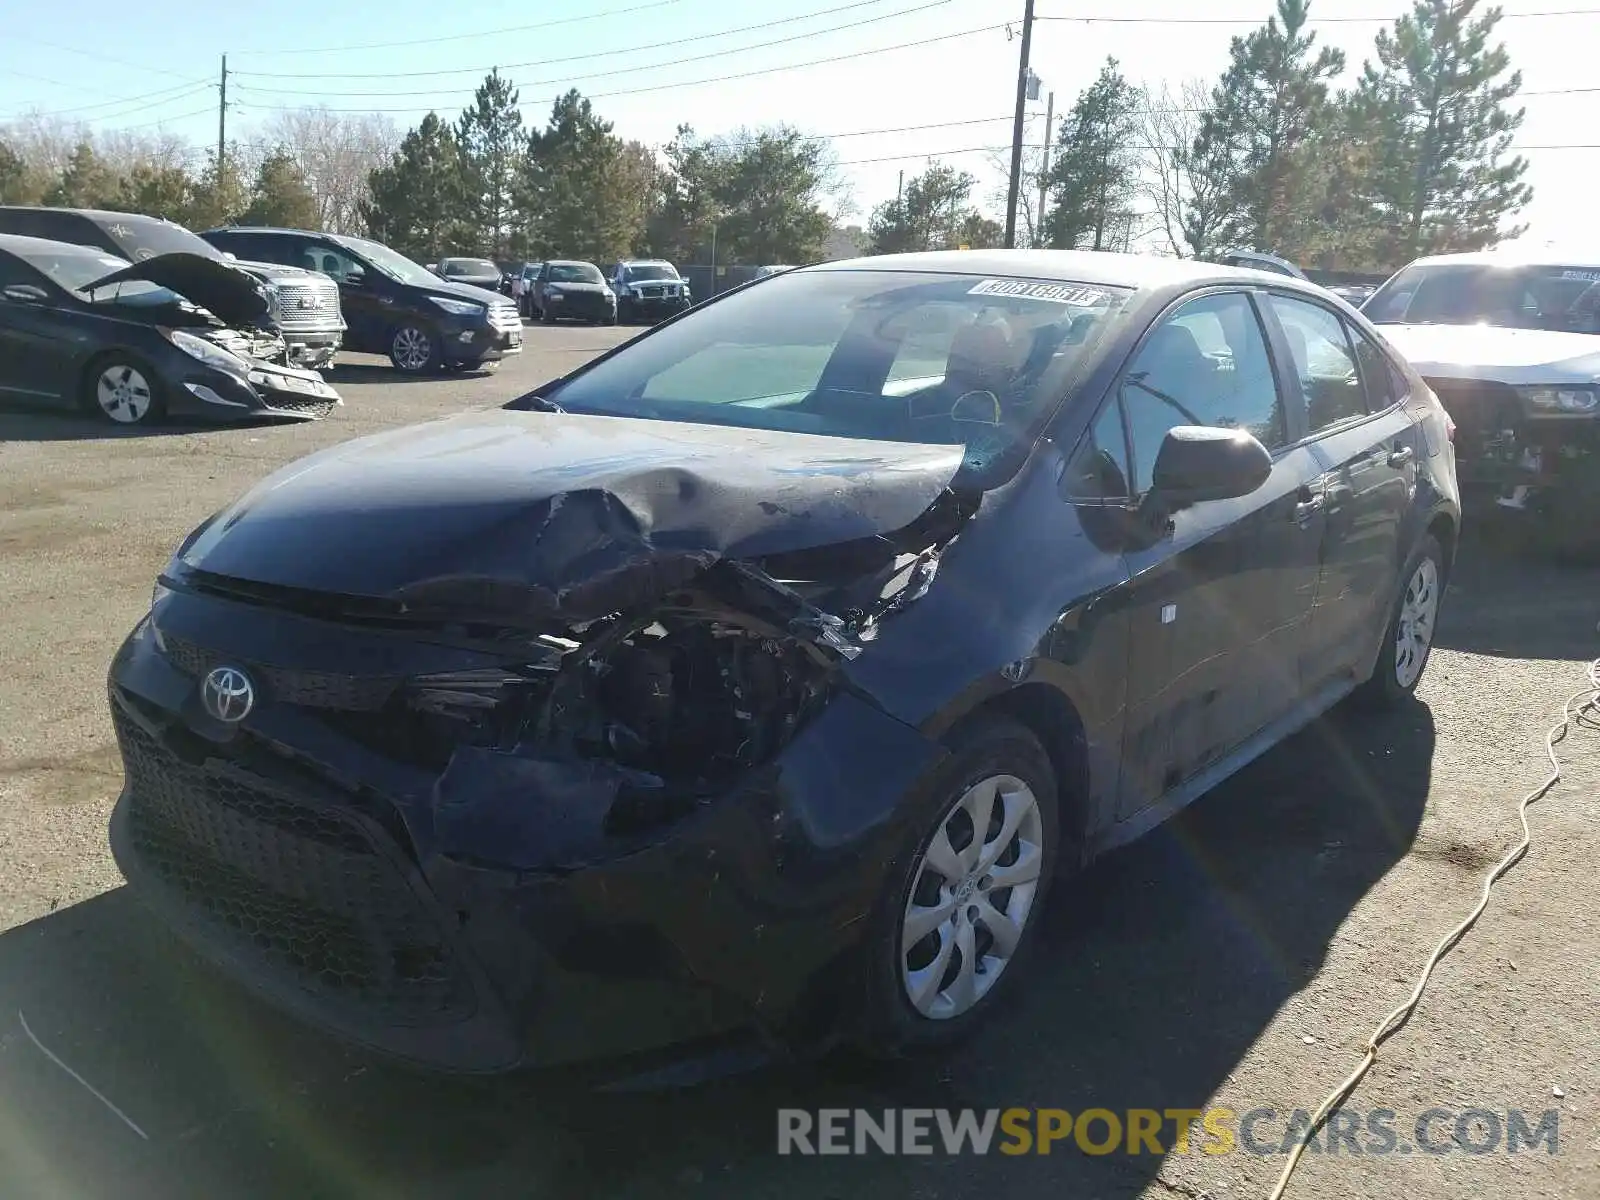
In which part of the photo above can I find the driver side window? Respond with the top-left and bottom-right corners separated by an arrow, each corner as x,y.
1121,292 -> 1284,494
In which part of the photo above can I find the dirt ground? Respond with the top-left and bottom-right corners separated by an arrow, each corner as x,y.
0,332 -> 1596,1200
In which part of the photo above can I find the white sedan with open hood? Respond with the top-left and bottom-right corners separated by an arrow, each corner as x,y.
1364,246 -> 1600,544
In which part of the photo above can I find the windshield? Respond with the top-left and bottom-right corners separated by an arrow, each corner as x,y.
95,216 -> 221,262
539,269 -> 1133,482
332,234 -> 437,286
1365,262 -> 1600,334
442,258 -> 498,276
624,264 -> 679,282
549,263 -> 604,284
14,247 -> 169,301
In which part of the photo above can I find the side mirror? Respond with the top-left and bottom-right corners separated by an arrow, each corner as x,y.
1150,426 -> 1272,507
1,284 -> 48,305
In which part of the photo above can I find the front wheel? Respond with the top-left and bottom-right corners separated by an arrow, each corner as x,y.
1357,534 -> 1445,708
859,716 -> 1059,1057
84,354 -> 164,426
388,324 -> 439,374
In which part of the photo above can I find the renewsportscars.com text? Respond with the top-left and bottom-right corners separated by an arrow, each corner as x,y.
776,1107 -> 1560,1157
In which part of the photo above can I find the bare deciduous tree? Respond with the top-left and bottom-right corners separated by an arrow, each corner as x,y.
257,106 -> 400,233
1139,78 -> 1228,259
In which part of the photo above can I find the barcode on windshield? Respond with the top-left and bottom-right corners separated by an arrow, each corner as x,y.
968,279 -> 1110,306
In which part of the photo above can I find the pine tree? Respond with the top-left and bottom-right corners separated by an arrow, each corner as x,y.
1190,0 -> 1345,256
238,149 -> 320,229
1043,58 -> 1142,251
0,139 -> 28,204
456,70 -> 524,258
46,142 -> 122,209
522,91 -> 645,262
1352,0 -> 1531,262
362,112 -> 469,262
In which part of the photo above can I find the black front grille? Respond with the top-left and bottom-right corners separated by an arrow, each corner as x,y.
264,394 -> 339,418
160,633 -> 398,711
1424,377 -> 1522,436
114,704 -> 474,1024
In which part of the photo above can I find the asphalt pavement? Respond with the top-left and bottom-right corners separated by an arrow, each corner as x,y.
0,329 -> 1596,1199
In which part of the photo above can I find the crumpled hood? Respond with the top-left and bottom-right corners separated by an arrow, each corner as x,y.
1379,322 -> 1600,385
89,252 -> 272,329
178,409 -> 965,623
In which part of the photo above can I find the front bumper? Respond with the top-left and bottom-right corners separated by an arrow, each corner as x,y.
106,596 -> 942,1073
619,291 -> 690,321
440,311 -> 523,365
1425,377 -> 1599,493
283,331 -> 344,371
541,291 -> 616,322
176,358 -> 343,422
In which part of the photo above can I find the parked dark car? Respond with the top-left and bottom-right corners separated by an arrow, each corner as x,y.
607,258 -> 691,323
436,257 -> 505,295
1216,249 -> 1309,280
0,234 -> 340,424
0,207 -> 345,369
529,259 -> 616,324
202,227 -> 523,374
108,250 -> 1458,1076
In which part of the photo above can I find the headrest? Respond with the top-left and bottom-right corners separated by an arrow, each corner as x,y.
947,320 -> 1021,389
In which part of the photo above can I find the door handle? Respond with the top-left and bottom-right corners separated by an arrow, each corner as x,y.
1292,492 -> 1325,523
1387,445 -> 1415,468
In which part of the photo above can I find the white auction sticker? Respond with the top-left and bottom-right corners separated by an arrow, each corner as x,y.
968,279 -> 1109,306
1559,269 -> 1600,281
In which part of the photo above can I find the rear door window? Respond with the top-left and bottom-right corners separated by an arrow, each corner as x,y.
1265,294 -> 1367,434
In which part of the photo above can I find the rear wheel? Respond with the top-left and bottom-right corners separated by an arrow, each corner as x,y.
1357,534 -> 1445,708
84,354 -> 164,426
859,716 -> 1059,1057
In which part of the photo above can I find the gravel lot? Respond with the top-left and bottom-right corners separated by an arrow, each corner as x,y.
1,330 -> 1596,1199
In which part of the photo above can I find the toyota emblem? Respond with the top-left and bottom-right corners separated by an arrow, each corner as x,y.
201,666 -> 255,723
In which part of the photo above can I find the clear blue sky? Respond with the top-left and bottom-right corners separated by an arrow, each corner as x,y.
3,0 -> 1596,246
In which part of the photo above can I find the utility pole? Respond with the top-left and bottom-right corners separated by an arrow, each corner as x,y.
1003,0 -> 1036,249
1035,89 -> 1054,248
217,54 -> 228,199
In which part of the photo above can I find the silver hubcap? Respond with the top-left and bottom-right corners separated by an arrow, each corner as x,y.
96,364 -> 153,423
1395,556 -> 1440,688
393,327 -> 431,371
900,774 -> 1045,1021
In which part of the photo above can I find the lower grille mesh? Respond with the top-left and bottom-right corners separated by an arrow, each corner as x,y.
114,705 -> 473,1025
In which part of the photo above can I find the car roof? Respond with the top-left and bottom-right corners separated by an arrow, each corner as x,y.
203,225 -> 320,236
0,206 -> 178,227
804,248 -> 1319,293
547,259 -> 598,267
621,259 -> 674,266
1402,243 -> 1600,270
0,232 -> 119,257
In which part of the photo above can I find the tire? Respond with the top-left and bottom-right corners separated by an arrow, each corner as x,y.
603,313 -> 619,326
1356,533 -> 1446,708
388,324 -> 440,374
858,715 -> 1060,1058
541,309 -> 557,325
83,353 -> 164,426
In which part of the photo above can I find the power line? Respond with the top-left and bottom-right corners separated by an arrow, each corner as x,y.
234,0 -> 949,81
230,0 -> 692,57
235,0 -> 955,99
231,20 -> 1010,115
1036,5 -> 1600,23
4,34 -> 197,80
0,77 -> 214,124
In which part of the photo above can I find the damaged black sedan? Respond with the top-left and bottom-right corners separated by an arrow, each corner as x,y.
108,251 -> 1459,1076
0,234 -> 340,424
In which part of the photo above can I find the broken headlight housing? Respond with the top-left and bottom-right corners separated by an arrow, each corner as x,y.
1519,385 -> 1599,415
